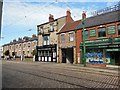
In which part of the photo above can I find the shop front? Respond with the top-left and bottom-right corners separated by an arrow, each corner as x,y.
36,44 -> 57,62
80,37 -> 120,65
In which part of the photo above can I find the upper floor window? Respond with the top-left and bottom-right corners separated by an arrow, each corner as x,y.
38,27 -> 43,34
50,24 -> 54,32
9,46 -> 11,49
19,44 -> 21,48
69,33 -> 74,42
61,34 -> 65,43
82,30 -> 88,40
118,24 -> 120,35
43,35 -> 50,45
89,29 -> 96,37
107,25 -> 116,35
28,42 -> 31,47
85,30 -> 88,40
98,27 -> 106,37
16,45 -> 18,48
24,44 -> 26,48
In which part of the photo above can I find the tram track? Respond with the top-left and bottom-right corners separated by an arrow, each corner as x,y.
3,65 -> 119,88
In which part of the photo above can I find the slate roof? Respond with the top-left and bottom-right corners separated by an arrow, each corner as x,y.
2,36 -> 38,46
57,20 -> 81,34
76,10 -> 120,30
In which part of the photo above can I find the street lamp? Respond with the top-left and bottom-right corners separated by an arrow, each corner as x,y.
82,11 -> 86,67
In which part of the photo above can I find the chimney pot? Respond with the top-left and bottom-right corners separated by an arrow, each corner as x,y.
82,11 -> 86,20
49,14 -> 54,22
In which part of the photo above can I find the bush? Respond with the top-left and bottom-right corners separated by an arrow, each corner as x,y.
4,50 -> 10,56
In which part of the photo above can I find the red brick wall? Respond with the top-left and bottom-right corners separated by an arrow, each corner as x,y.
76,30 -> 82,63
76,21 -> 120,64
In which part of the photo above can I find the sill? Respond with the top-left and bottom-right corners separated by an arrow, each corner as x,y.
97,37 -> 107,39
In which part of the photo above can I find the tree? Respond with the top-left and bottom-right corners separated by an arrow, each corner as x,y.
31,49 -> 37,56
4,50 -> 10,56
12,52 -> 15,56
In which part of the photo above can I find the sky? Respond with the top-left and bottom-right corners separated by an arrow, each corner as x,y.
1,0 -> 119,46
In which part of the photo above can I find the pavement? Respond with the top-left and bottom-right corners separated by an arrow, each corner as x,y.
2,60 -> 120,88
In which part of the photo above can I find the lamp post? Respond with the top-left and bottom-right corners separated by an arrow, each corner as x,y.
82,11 -> 86,67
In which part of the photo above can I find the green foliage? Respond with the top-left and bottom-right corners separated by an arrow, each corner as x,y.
12,52 -> 15,56
4,50 -> 10,56
31,49 -> 37,56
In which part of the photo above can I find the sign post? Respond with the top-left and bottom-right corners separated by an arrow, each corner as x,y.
82,11 -> 86,67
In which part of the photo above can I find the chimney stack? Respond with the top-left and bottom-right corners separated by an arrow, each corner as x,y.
66,9 -> 74,23
49,14 -> 54,22
82,11 -> 86,20
32,34 -> 36,38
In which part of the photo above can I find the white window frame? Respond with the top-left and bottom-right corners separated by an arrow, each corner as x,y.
69,32 -> 74,42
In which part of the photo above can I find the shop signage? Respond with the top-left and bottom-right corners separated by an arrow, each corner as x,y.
85,38 -> 109,44
106,48 -> 120,51
90,29 -> 96,37
107,26 -> 116,34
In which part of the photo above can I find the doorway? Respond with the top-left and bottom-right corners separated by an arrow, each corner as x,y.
62,48 -> 74,64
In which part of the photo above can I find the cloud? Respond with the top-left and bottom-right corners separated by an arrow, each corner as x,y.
2,0 -> 104,45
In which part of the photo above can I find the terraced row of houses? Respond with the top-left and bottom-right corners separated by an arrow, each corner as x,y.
2,4 -> 120,65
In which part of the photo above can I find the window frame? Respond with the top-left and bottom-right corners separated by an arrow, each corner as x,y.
38,26 -> 43,34
89,29 -> 96,37
107,25 -> 116,35
69,32 -> 74,42
49,24 -> 54,32
98,27 -> 106,38
43,35 -> 50,45
61,33 -> 65,43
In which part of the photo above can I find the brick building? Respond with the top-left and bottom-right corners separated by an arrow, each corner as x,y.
3,34 -> 38,59
76,9 -> 120,65
36,10 -> 73,62
57,17 -> 81,64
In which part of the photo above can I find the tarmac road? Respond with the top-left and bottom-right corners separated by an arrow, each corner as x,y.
2,61 -> 119,89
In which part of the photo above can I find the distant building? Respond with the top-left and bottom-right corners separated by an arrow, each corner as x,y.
2,34 -> 38,59
36,10 -> 73,62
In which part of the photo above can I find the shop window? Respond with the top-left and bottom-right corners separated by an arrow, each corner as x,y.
89,29 -> 96,37
43,35 -> 50,45
69,33 -> 74,42
98,27 -> 106,37
107,25 -> 116,35
118,24 -> 120,35
61,34 -> 65,43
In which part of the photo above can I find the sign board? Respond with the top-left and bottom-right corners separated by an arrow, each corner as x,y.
106,48 -> 120,51
90,29 -> 96,37
107,26 -> 116,34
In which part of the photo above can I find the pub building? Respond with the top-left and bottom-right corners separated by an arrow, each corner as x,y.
37,10 -> 73,62
76,8 -> 120,65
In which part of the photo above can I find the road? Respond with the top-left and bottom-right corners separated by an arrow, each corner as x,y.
2,61 -> 119,89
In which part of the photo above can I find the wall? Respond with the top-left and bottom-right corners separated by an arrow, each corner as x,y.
76,21 -> 120,64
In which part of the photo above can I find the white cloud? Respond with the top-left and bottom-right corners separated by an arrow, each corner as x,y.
2,1 -> 82,29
